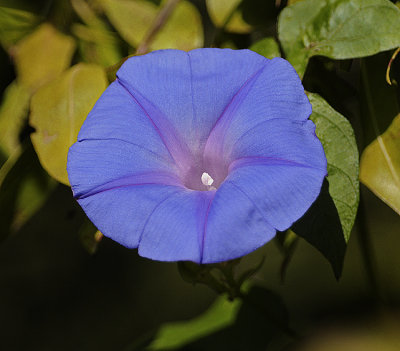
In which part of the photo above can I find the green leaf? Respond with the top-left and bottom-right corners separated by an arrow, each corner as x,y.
30,63 -> 108,185
99,0 -> 203,51
278,0 -> 400,77
0,81 -> 30,159
249,37 -> 281,59
147,294 -> 241,350
308,93 -> 359,242
148,286 -> 291,351
206,0 -> 252,34
0,6 -> 40,49
13,23 -> 76,92
360,114 -> 400,215
0,143 -> 56,241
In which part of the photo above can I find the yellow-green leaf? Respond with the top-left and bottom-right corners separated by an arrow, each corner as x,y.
73,23 -> 122,67
0,6 -> 40,49
360,114 -> 400,215
0,81 -> 30,158
152,0 -> 203,51
206,0 -> 252,34
249,37 -> 281,59
100,0 -> 203,51
13,23 -> 76,92
30,63 -> 107,185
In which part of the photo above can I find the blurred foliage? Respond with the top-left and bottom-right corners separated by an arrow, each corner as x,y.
206,0 -> 252,34
0,0 -> 400,350
13,23 -> 76,92
360,114 -> 400,215
249,37 -> 281,59
99,0 -> 203,51
30,63 -> 107,185
0,6 -> 40,49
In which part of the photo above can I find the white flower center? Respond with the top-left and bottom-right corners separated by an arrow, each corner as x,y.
201,172 -> 214,186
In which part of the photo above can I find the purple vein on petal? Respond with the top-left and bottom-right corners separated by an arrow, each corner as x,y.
229,119 -> 308,154
203,64 -> 267,157
137,189 -> 183,247
229,156 -> 327,174
77,137 -> 175,166
74,172 -> 183,200
187,52 -> 197,140
199,191 -> 216,264
116,78 -> 193,173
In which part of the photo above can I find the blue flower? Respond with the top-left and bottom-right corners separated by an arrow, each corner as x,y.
67,49 -> 327,263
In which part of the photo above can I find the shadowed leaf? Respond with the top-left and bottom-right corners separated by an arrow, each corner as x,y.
293,180 -> 346,279
309,93 -> 359,242
0,143 -> 56,242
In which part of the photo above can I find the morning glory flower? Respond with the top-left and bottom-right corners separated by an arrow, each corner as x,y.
67,49 -> 327,263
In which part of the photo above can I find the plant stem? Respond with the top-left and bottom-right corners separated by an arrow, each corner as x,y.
210,1 -> 241,47
136,0 -> 181,55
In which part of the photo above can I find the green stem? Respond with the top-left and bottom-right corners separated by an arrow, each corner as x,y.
136,0 -> 181,55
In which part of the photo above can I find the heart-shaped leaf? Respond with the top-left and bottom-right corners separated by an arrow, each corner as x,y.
278,0 -> 400,77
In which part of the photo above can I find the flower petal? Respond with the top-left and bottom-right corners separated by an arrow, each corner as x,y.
138,190 -> 214,262
187,48 -> 267,150
77,81 -> 174,163
68,139 -> 180,199
205,118 -> 326,186
229,119 -> 327,169
202,180 -> 276,263
67,49 -> 327,264
116,49 -> 268,158
204,57 -> 311,164
75,185 -> 182,249
227,159 -> 326,231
